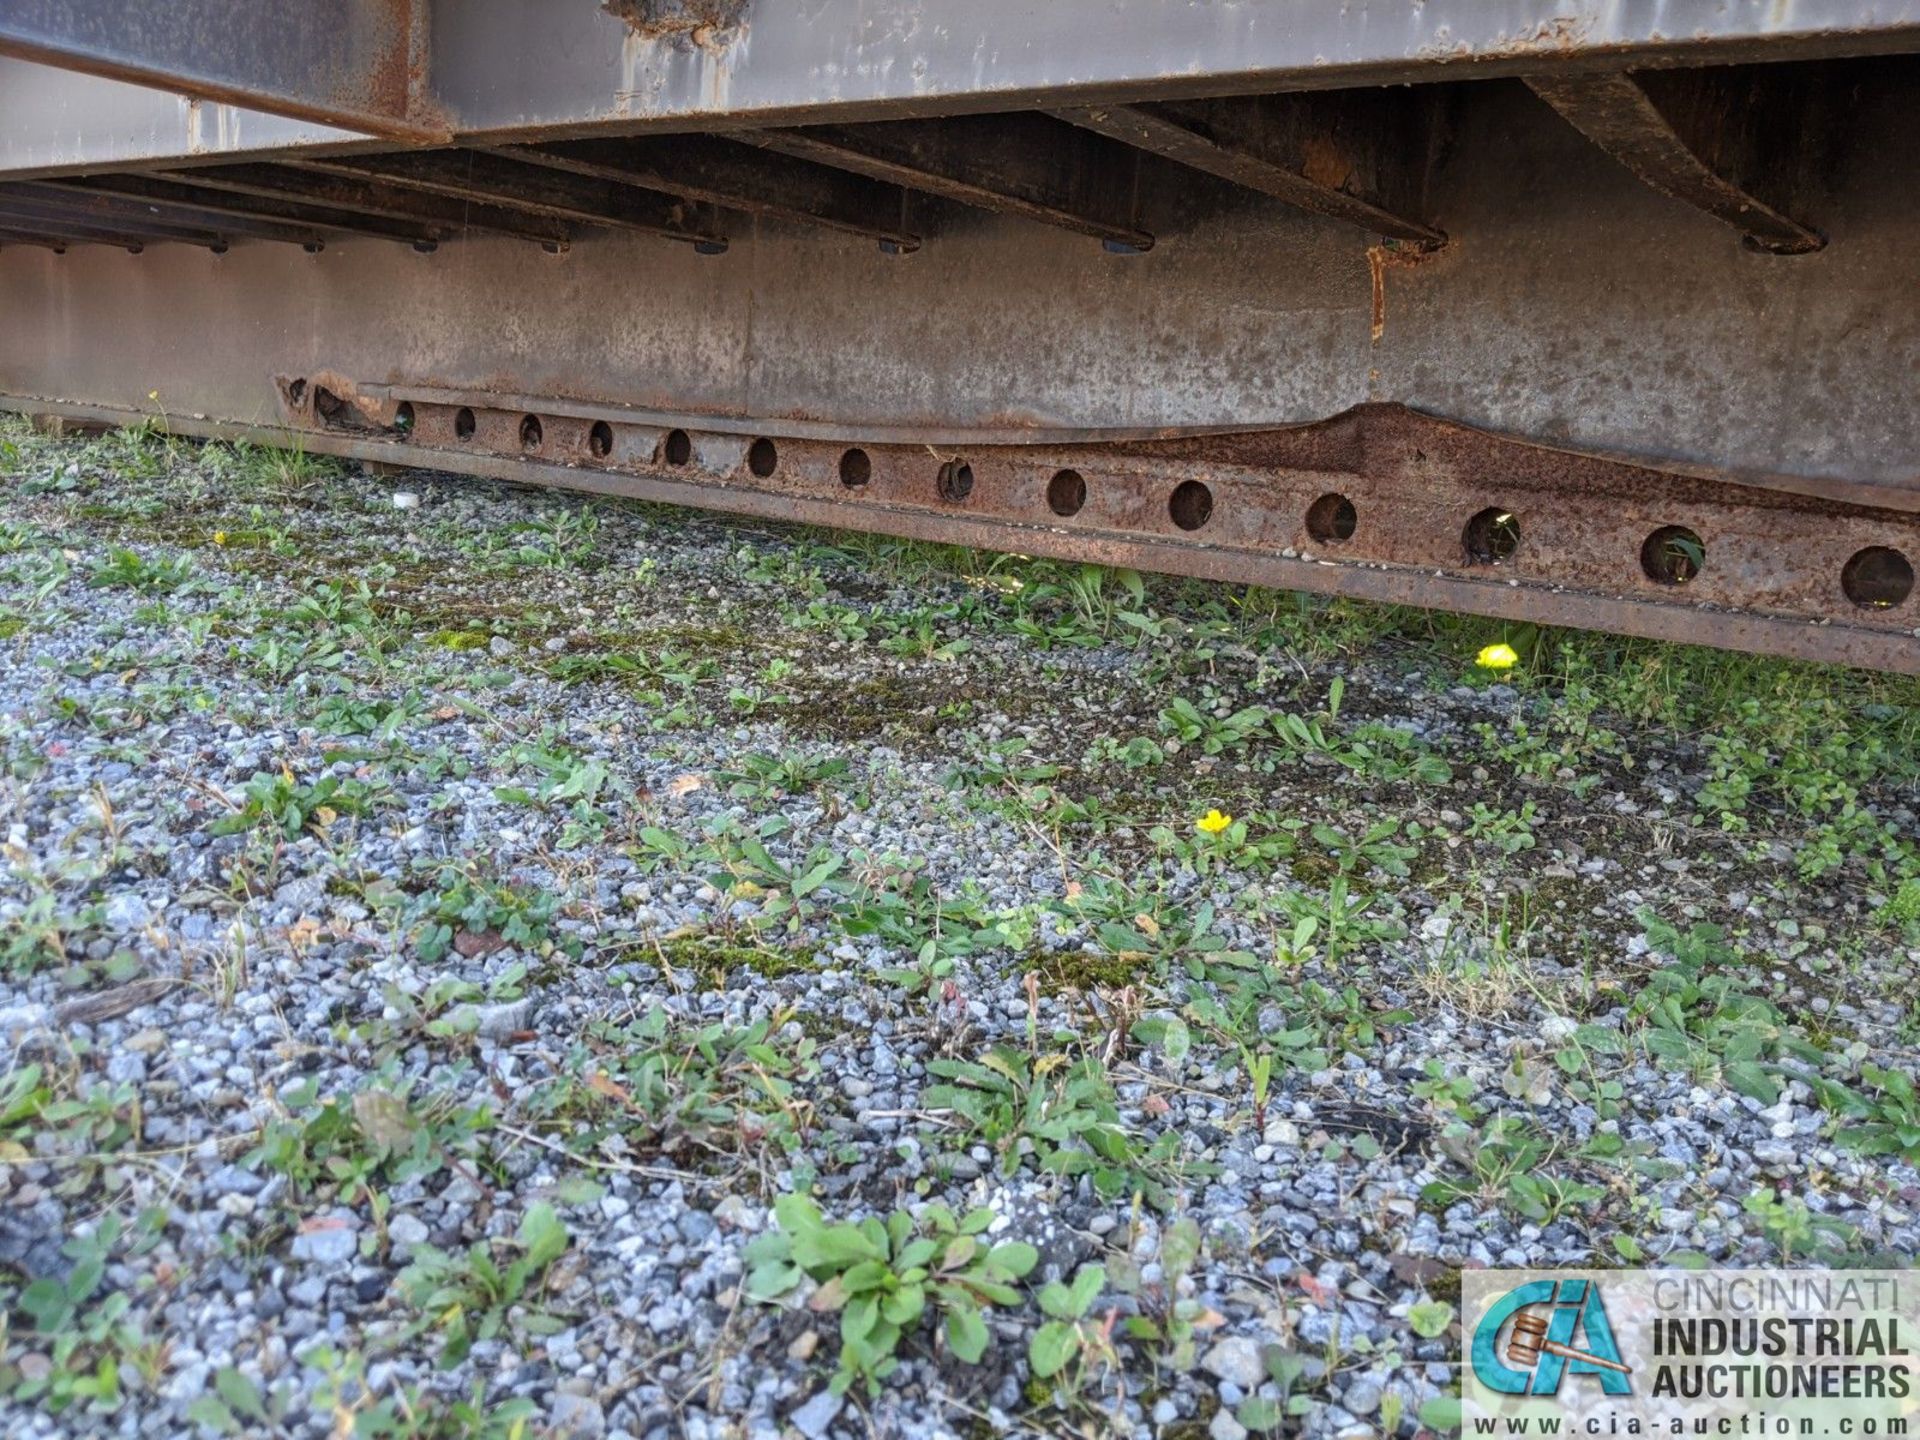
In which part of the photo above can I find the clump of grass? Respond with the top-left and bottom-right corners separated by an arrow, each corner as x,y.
216,438 -> 341,494
88,546 -> 194,594
523,1005 -> 818,1171
395,1203 -> 571,1367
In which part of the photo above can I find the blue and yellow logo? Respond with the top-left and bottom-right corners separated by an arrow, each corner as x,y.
1472,1279 -> 1635,1397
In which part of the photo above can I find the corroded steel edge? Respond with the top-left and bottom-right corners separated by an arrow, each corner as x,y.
6,393 -> 1915,676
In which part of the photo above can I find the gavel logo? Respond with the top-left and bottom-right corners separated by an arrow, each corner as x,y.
1507,1309 -> 1634,1376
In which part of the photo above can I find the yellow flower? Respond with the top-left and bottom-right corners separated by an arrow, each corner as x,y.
1196,809 -> 1233,835
1476,643 -> 1519,671
147,390 -> 159,402
212,530 -> 228,546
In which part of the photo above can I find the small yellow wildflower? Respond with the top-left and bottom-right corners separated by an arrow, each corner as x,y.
147,390 -> 159,402
1196,809 -> 1233,835
212,530 -> 228,546
1476,642 -> 1519,671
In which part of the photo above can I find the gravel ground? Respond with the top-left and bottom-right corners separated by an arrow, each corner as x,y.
1,418 -> 1918,1440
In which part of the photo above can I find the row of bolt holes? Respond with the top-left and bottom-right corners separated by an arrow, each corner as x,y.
418,404 -> 1917,612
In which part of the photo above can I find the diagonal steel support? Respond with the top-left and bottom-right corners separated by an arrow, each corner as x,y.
165,163 -> 574,248
1053,92 -> 1446,246
1527,70 -> 1824,254
738,115 -> 1152,248
0,195 -> 230,248
494,137 -> 921,251
54,173 -> 447,248
0,0 -> 444,142
286,151 -> 726,247
0,182 -> 330,247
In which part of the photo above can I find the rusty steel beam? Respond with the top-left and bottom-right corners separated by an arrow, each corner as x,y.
12,386 -> 1915,673
0,183 -> 328,248
739,115 -> 1153,248
493,137 -> 921,251
1053,92 -> 1446,246
0,1 -> 441,142
165,163 -> 575,248
292,389 -> 1920,672
1526,70 -> 1825,254
54,173 -> 447,249
284,151 -> 726,248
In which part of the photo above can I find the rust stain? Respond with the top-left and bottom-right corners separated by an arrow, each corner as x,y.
1365,242 -> 1442,345
1368,245 -> 1388,343
1300,135 -> 1354,194
276,369 -> 395,430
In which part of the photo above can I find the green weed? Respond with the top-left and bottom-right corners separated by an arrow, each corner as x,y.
745,1197 -> 1037,1396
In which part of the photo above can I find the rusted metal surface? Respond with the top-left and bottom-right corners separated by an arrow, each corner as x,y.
1527,71 -> 1825,254
1053,91 -> 1446,246
738,117 -> 1153,247
495,137 -> 920,250
0,0 -> 441,142
8,387 -> 1915,673
286,152 -> 725,247
287,380 -> 1920,643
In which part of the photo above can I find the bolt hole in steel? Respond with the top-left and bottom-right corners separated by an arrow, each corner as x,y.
748,437 -> 779,477
1463,507 -> 1520,564
1640,525 -> 1705,585
588,421 -> 613,459
1306,492 -> 1358,543
454,407 -> 476,441
1169,479 -> 1214,531
937,459 -> 974,502
1048,468 -> 1087,517
1843,546 -> 1915,609
519,414 -> 544,452
663,429 -> 692,466
393,402 -> 414,435
839,448 -> 871,488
